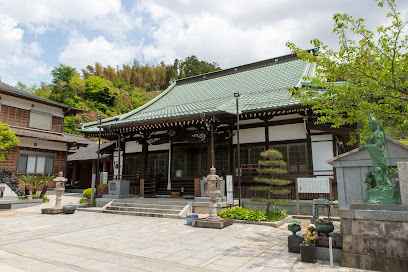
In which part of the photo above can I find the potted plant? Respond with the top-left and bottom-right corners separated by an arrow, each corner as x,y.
39,174 -> 54,198
18,175 -> 37,199
31,179 -> 43,195
300,224 -> 318,263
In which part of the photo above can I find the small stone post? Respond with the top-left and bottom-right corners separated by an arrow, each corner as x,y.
398,162 -> 408,205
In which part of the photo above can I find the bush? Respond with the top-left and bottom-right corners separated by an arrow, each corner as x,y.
266,209 -> 287,222
97,183 -> 108,198
82,188 -> 96,199
19,196 -> 26,200
33,194 -> 40,199
217,207 -> 288,222
217,207 -> 266,222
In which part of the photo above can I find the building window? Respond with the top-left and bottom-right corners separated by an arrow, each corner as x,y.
17,152 -> 55,174
29,110 -> 52,131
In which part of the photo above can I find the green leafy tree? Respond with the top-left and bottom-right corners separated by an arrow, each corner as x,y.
182,55 -> 221,77
0,122 -> 19,163
286,0 -> 408,142
251,149 -> 292,212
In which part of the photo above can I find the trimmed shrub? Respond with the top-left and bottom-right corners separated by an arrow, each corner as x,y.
82,188 -> 96,199
217,207 -> 288,222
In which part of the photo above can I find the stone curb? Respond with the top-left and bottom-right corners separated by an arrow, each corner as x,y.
232,215 -> 293,228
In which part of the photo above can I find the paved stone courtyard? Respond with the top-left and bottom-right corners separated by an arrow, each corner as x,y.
0,203 -> 375,272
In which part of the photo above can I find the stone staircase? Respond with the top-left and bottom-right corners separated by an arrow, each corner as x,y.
102,198 -> 192,219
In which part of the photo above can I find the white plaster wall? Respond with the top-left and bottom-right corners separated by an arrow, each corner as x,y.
19,138 -> 67,151
125,141 -> 142,153
268,123 -> 306,142
0,93 -> 64,117
149,143 -> 170,152
270,113 -> 303,121
311,134 -> 334,176
233,127 -> 265,144
113,150 -> 123,177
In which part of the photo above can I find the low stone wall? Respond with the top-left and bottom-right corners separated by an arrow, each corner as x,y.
243,199 -> 339,216
340,202 -> 408,271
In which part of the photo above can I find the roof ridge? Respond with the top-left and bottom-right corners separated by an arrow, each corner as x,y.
176,48 -> 318,85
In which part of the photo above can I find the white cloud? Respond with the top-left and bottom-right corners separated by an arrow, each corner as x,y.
59,34 -> 141,69
0,0 -> 141,37
137,0 -> 408,68
0,15 -> 50,85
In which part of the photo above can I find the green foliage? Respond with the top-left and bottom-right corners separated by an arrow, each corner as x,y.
217,207 -> 266,221
181,55 -> 221,77
17,56 -> 222,135
286,0 -> 408,142
33,194 -> 40,199
18,175 -> 37,187
19,196 -> 26,200
0,122 -> 19,163
217,207 -> 288,222
42,194 -> 49,202
39,174 -> 54,184
82,188 -> 96,199
97,183 -> 109,198
266,209 -> 288,222
251,149 -> 292,209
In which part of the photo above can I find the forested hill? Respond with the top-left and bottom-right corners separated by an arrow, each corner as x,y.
17,56 -> 221,135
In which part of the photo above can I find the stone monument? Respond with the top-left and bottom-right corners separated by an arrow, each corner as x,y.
358,115 -> 401,204
41,172 -> 66,214
193,167 -> 233,229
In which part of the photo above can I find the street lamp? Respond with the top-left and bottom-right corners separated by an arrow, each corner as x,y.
234,92 -> 242,207
91,114 -> 102,206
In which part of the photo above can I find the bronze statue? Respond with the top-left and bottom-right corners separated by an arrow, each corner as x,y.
358,115 -> 401,204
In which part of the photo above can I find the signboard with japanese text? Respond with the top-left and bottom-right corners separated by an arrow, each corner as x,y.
226,175 -> 233,205
297,178 -> 330,194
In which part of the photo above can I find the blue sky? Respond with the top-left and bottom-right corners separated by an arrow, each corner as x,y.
0,0 -> 407,86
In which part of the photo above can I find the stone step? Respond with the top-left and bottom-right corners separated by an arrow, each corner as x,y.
114,199 -> 189,206
101,209 -> 180,219
106,206 -> 182,214
110,203 -> 186,210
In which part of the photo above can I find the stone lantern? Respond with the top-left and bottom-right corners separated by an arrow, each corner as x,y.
41,172 -> 67,214
193,167 -> 233,229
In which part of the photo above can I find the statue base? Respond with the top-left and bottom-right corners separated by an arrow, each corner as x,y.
41,208 -> 63,214
193,218 -> 233,229
365,187 -> 401,205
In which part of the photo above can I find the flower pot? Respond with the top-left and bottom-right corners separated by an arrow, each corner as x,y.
62,205 -> 76,214
186,214 -> 199,226
300,244 -> 316,263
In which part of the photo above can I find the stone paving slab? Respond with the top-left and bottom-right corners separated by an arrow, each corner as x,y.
0,209 -> 375,271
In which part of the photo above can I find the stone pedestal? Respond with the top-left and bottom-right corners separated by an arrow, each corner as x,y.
340,201 -> 408,271
288,236 -> 303,253
398,162 -> 408,205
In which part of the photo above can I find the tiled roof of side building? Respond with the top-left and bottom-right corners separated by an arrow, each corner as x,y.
80,51 -> 316,133
0,81 -> 82,115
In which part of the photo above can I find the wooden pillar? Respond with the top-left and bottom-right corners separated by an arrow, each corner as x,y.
306,128 -> 313,172
229,129 -> 234,175
72,161 -> 77,181
92,161 -> 96,174
140,178 -> 145,198
194,178 -> 200,197
102,160 -> 107,172
265,121 -> 270,149
141,142 -> 148,179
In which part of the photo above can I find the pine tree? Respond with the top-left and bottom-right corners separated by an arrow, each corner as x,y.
250,149 -> 292,212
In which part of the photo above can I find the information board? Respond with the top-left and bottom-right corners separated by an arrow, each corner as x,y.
226,175 -> 233,205
297,177 -> 330,194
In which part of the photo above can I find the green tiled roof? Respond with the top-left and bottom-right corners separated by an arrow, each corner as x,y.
80,53 -> 315,133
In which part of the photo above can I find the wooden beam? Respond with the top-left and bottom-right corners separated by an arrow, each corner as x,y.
306,123 -> 354,135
